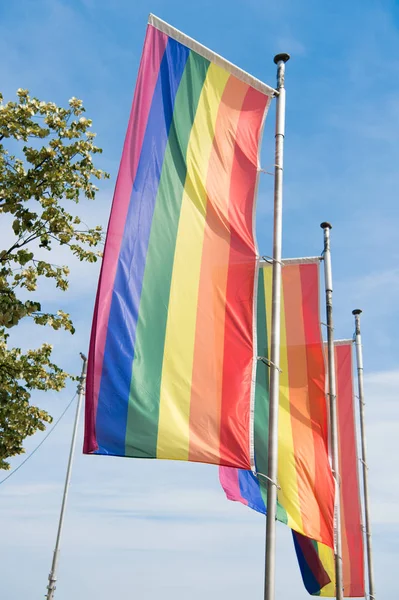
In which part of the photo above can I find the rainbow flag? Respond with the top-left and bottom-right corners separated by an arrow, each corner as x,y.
84,15 -> 275,468
220,258 -> 335,547
293,340 -> 365,597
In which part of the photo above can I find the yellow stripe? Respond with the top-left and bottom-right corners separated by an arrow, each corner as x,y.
157,64 -> 230,460
263,266 -> 303,532
317,543 -> 335,596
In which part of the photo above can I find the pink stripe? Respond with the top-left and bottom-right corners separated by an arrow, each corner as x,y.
84,25 -> 168,453
219,468 -> 248,506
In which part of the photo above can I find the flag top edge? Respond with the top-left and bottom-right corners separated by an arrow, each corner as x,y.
259,256 -> 322,266
148,13 -> 277,97
334,339 -> 354,346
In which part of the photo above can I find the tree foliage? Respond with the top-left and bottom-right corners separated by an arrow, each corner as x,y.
0,89 -> 108,469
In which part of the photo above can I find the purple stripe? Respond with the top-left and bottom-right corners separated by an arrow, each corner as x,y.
237,469 -> 266,514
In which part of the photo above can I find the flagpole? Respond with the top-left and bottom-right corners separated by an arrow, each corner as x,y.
320,222 -> 343,600
352,309 -> 376,600
46,353 -> 88,600
263,52 -> 290,600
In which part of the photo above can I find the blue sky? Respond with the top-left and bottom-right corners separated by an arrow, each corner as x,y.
1,0 -> 398,598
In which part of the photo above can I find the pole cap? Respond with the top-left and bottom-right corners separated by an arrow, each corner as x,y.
320,221 -> 332,230
352,309 -> 362,315
274,53 -> 291,64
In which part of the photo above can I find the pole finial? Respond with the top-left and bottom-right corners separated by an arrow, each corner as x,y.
352,309 -> 362,316
274,53 -> 290,65
320,221 -> 332,230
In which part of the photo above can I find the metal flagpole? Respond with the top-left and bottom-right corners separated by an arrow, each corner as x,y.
320,222 -> 343,600
263,52 -> 290,600
352,309 -> 376,600
46,353 -> 88,600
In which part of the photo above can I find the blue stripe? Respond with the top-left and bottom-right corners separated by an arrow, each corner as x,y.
96,38 -> 190,455
238,469 -> 266,514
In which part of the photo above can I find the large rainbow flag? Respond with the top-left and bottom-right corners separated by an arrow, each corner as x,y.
220,258 -> 335,547
293,340 -> 365,597
84,15 -> 276,469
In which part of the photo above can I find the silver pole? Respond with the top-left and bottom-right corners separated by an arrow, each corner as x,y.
320,222 -> 343,600
352,309 -> 376,600
263,52 -> 290,600
46,353 -> 87,600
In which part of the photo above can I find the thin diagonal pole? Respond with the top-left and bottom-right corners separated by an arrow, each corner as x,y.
46,353 -> 87,600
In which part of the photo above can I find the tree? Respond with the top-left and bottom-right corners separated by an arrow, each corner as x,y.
0,89 -> 109,469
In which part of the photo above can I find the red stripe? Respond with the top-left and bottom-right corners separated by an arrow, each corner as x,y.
219,87 -> 269,468
84,25 -> 168,453
300,263 -> 335,548
336,344 -> 365,596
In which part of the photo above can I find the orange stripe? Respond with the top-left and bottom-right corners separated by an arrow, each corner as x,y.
283,265 -> 320,538
188,76 -> 249,463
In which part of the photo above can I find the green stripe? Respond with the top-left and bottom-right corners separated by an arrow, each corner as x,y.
125,52 -> 210,457
254,266 -> 288,524
254,268 -> 269,476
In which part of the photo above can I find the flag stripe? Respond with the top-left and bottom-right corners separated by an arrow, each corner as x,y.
254,267 -> 269,491
316,544 -> 335,596
124,51 -> 209,458
96,37 -> 189,455
188,76 -> 249,464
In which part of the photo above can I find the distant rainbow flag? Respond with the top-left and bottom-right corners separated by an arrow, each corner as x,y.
293,340 -> 365,597
220,258 -> 335,547
84,15 -> 276,468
